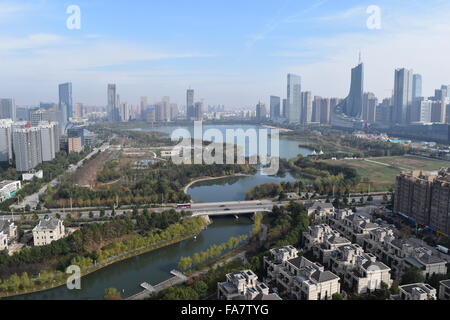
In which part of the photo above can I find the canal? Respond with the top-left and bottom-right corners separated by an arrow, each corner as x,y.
9,217 -> 253,300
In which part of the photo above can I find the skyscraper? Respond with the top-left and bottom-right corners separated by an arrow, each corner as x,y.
320,98 -> 331,124
362,92 -> 377,122
256,102 -> 267,121
338,62 -> 364,118
282,99 -> 287,118
58,83 -> 73,120
412,74 -> 422,100
187,89 -> 195,120
0,99 -> 16,121
394,68 -> 413,124
300,91 -> 312,124
286,74 -> 301,124
269,96 -> 281,119
0,119 -> 13,163
107,84 -> 120,122
194,102 -> 204,121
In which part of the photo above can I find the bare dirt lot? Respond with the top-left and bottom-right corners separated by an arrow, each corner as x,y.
73,151 -> 118,187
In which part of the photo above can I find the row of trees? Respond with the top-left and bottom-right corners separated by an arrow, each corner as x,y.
178,235 -> 248,271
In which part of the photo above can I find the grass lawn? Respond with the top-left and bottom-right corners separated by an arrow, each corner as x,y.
322,155 -> 450,192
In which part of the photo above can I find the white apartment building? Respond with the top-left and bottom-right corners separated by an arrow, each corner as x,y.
217,270 -> 281,300
362,227 -> 447,280
0,119 -> 13,163
439,280 -> 450,300
303,224 -> 351,266
307,202 -> 335,222
398,283 -> 437,300
328,209 -> 380,244
0,220 -> 18,251
264,246 -> 341,300
33,217 -> 66,246
329,244 -> 393,294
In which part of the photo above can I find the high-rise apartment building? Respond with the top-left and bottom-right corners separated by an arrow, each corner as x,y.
187,89 -> 195,120
395,169 -> 450,235
12,125 -> 42,172
362,93 -> 378,123
0,119 -> 13,163
286,74 -> 302,124
312,96 -> 322,123
58,83 -> 73,121
39,122 -> 59,162
301,92 -> 312,124
0,99 -> 16,121
394,68 -> 413,124
319,98 -> 331,124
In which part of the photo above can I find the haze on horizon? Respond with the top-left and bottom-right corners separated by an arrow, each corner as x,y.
1,0 -> 450,108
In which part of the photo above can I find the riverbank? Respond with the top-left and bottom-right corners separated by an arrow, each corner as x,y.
0,217 -> 211,299
183,174 -> 253,194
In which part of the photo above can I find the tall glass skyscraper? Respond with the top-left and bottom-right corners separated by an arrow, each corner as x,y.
269,96 -> 281,119
107,84 -> 120,122
394,68 -> 413,125
412,74 -> 422,100
186,89 -> 194,120
58,82 -> 73,121
286,74 -> 302,124
338,63 -> 364,118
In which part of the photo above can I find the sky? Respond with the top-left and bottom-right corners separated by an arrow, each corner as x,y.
1,0 -> 450,108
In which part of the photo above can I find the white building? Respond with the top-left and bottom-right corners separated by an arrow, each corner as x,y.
329,244 -> 393,294
33,217 -> 66,246
217,270 -> 281,300
307,202 -> 335,222
439,280 -> 450,300
0,220 -> 18,251
398,283 -> 437,300
0,180 -> 22,202
264,246 -> 341,300
0,119 -> 13,163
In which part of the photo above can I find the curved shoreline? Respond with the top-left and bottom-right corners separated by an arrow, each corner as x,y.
183,174 -> 253,194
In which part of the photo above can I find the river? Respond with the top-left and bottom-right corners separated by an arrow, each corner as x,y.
8,217 -> 253,300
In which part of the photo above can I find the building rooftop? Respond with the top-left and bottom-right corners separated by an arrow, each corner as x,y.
33,217 -> 62,232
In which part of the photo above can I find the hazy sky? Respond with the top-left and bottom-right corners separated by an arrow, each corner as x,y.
1,0 -> 450,108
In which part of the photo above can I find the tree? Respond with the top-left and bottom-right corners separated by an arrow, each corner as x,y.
401,267 -> 425,285
192,280 -> 208,297
332,293 -> 343,300
89,211 -> 94,219
104,288 -> 122,300
178,257 -> 193,271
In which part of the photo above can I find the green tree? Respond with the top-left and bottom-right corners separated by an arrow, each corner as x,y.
332,293 -> 343,300
104,288 -> 122,300
401,267 -> 425,285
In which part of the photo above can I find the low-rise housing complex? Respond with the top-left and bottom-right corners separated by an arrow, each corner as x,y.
439,280 -> 450,300
0,220 -> 18,251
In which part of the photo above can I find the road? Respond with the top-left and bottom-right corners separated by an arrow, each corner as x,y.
11,143 -> 110,211
2,196 -> 386,222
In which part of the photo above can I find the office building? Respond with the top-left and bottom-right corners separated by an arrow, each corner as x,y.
412,74 -> 422,100
187,89 -> 195,120
286,74 -> 302,124
194,102 -> 204,121
270,96 -> 281,119
256,102 -> 267,121
59,83 -> 73,120
338,62 -> 364,118
394,68 -> 413,124
107,84 -> 120,122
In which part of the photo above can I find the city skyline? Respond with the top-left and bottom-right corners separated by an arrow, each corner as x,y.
2,0 -> 450,107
